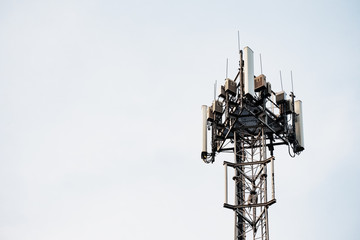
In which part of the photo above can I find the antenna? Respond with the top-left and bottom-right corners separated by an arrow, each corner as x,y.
237,31 -> 240,54
260,54 -> 263,74
279,70 -> 284,91
291,70 -> 294,93
214,80 -> 217,100
226,58 -> 229,79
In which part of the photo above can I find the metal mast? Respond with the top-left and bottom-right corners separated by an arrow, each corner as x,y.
201,45 -> 304,240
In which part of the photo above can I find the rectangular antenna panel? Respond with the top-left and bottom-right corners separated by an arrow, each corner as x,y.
294,100 -> 304,150
225,78 -> 236,95
212,100 -> 222,114
254,74 -> 266,92
202,105 -> 208,156
281,99 -> 293,115
218,85 -> 226,98
207,107 -> 214,121
264,82 -> 271,97
244,47 -> 255,97
276,91 -> 286,104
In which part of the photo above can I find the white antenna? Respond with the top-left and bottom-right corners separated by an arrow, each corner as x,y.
279,70 -> 284,91
214,80 -> 217,100
237,31 -> 240,54
291,70 -> 294,93
260,54 -> 263,74
226,58 -> 229,79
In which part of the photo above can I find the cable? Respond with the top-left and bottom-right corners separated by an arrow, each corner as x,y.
288,143 -> 296,158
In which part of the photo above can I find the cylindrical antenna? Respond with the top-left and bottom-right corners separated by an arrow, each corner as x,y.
291,70 -> 294,93
279,70 -> 284,91
214,80 -> 217,100
225,163 -> 228,203
201,105 -> 208,159
260,54 -> 263,74
237,31 -> 240,54
226,58 -> 229,79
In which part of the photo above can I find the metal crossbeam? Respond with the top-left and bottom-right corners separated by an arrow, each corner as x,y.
224,199 -> 276,210
224,156 -> 274,167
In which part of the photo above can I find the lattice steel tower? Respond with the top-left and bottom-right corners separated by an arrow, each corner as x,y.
201,46 -> 304,240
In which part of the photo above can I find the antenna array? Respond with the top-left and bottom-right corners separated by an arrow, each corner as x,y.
201,42 -> 304,240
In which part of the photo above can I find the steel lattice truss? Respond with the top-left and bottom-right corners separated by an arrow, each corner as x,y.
224,130 -> 275,240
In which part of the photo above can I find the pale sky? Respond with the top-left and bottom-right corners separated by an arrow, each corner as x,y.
0,0 -> 359,239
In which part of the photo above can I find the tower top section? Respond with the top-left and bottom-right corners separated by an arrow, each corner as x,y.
201,46 -> 304,163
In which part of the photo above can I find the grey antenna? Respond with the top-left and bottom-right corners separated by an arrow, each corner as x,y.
279,70 -> 284,91
260,54 -> 263,74
214,80 -> 217,100
226,58 -> 229,79
291,70 -> 294,93
237,31 -> 240,54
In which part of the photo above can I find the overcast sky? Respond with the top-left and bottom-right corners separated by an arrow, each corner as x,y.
0,0 -> 359,239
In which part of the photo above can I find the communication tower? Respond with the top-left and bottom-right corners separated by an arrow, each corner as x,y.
201,46 -> 304,240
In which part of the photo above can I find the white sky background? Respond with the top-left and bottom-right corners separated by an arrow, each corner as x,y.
0,0 -> 359,239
